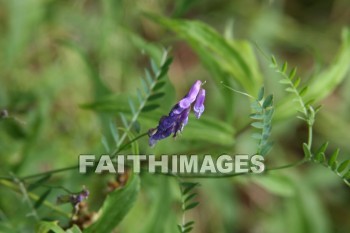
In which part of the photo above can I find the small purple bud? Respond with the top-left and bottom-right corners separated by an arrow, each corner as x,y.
193,89 -> 205,119
57,187 -> 89,208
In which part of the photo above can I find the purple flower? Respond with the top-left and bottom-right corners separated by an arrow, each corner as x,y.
193,89 -> 205,119
148,80 -> 206,147
170,80 -> 201,115
57,187 -> 89,209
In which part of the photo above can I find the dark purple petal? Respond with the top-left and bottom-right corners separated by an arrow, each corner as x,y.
174,107 -> 190,135
149,125 -> 175,147
193,89 -> 205,119
157,115 -> 177,131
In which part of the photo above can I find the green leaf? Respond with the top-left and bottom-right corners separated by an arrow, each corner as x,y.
80,95 -> 130,113
314,152 -> 326,163
337,160 -> 350,174
36,221 -> 65,233
85,175 -> 140,233
271,55 -> 277,66
148,14 -> 262,124
182,115 -> 235,146
331,161 -> 338,171
150,59 -> 159,76
293,77 -> 301,88
303,143 -> 312,159
262,95 -> 273,108
141,78 -> 149,94
148,93 -> 165,101
184,202 -> 199,211
184,193 -> 197,203
275,28 -> 350,120
285,87 -> 295,93
299,86 -> 308,96
145,69 -> 154,85
183,221 -> 195,228
109,120 -> 119,143
281,62 -> 288,73
306,28 -> 350,102
257,87 -> 264,101
28,175 -> 51,191
289,67 -> 297,80
142,176 -> 173,233
132,121 -> 141,134
153,81 -> 166,92
0,118 -> 27,139
101,135 -> 110,152
251,101 -> 263,112
343,170 -> 350,179
137,89 -> 143,104
66,225 -> 82,233
181,182 -> 199,195
119,113 -> 128,128
316,142 -> 329,156
142,104 -> 160,112
265,108 -> 274,119
128,98 -> 136,114
250,113 -> 263,120
158,58 -> 173,79
260,142 -> 273,156
251,122 -> 264,129
279,79 -> 291,84
34,189 -> 52,209
328,148 -> 340,167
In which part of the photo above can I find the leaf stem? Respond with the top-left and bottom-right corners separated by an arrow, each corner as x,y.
307,123 -> 313,150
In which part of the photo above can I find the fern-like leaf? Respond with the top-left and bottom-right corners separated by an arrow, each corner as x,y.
177,181 -> 199,233
103,49 -> 173,154
250,87 -> 274,156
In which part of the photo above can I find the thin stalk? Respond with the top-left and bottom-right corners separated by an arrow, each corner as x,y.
307,123 -> 313,150
21,165 -> 79,180
0,180 -> 69,218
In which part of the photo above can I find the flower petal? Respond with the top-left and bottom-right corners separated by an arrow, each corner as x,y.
178,80 -> 202,109
193,89 -> 205,119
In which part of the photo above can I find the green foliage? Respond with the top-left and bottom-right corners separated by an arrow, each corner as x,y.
1,1 -> 350,232
148,14 -> 263,121
222,85 -> 274,156
275,28 -> 350,120
178,181 -> 199,233
270,56 -> 317,126
249,87 -> 274,156
116,49 -> 172,147
141,176 -> 174,233
36,222 -> 82,233
84,174 -> 140,233
303,143 -> 350,187
272,55 -> 349,187
36,221 -> 65,233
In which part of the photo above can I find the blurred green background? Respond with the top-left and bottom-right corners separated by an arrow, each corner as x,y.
0,0 -> 350,232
